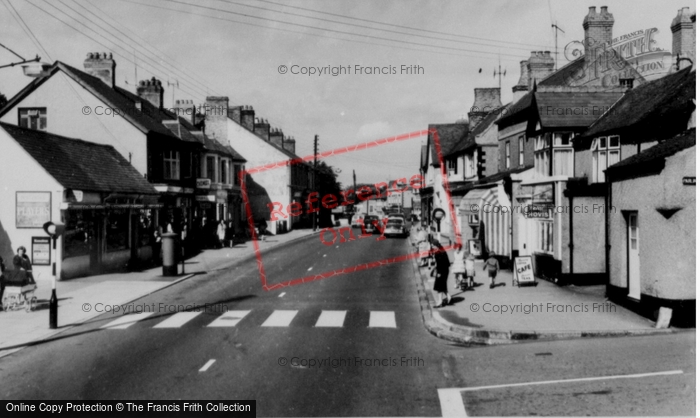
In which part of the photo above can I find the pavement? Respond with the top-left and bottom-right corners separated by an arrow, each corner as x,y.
0,228 -> 317,357
409,228 -> 689,345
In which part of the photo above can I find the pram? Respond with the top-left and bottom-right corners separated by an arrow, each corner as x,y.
417,240 -> 433,267
2,270 -> 38,312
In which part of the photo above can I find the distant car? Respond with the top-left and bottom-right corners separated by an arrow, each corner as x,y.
384,218 -> 408,238
351,213 -> 365,227
363,215 -> 381,234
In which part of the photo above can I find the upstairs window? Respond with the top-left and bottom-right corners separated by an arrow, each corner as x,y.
19,108 -> 47,131
552,132 -> 573,177
206,155 -> 217,182
233,164 -> 242,185
163,151 -> 180,180
505,141 -> 511,169
447,158 -> 457,175
518,135 -> 525,166
220,159 -> 230,185
591,136 -> 620,183
466,152 -> 476,178
534,134 -> 551,176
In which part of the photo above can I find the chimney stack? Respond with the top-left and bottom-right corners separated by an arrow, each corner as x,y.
671,7 -> 696,71
230,105 -> 243,124
527,51 -> 555,87
282,136 -> 296,154
270,128 -> 284,148
241,106 -> 255,131
512,60 -> 530,103
137,77 -> 164,110
254,118 -> 270,141
205,96 -> 229,145
583,6 -> 615,71
468,88 -> 502,129
174,99 -> 196,126
83,52 -> 116,88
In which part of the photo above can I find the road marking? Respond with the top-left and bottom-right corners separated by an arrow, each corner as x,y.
278,292 -> 286,298
323,254 -> 327,257
437,369 -> 684,417
262,310 -> 298,327
315,310 -> 347,327
101,313 -> 154,329
369,311 -> 396,328
199,359 -> 216,372
207,310 -> 250,327
153,312 -> 201,328
307,267 -> 313,271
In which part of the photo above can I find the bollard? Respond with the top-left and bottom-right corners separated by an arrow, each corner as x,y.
161,233 -> 178,276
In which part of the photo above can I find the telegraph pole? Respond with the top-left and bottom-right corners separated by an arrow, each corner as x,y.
313,135 -> 319,231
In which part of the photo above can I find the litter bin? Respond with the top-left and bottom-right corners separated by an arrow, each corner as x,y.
161,233 -> 178,276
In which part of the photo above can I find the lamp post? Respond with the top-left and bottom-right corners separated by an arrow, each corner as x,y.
43,221 -> 65,329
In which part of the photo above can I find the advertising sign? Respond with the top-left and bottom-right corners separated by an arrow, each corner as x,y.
32,236 -> 51,266
16,192 -> 51,228
514,256 -> 536,286
196,178 -> 212,189
468,239 -> 482,257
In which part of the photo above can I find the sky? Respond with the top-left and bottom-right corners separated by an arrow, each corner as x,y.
0,0 -> 693,188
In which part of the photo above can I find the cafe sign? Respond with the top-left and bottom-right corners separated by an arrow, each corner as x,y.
16,192 -> 51,228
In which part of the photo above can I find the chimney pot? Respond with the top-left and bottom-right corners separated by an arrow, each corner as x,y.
84,50 -> 116,88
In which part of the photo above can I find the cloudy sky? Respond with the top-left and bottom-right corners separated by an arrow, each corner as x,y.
0,0 -> 692,188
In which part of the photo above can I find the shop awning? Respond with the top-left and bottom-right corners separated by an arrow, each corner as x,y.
458,188 -> 490,215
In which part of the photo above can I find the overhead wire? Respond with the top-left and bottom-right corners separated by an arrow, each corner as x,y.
3,0 -> 53,61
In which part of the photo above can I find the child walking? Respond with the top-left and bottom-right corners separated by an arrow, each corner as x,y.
483,251 -> 500,289
465,253 -> 476,288
452,244 -> 466,289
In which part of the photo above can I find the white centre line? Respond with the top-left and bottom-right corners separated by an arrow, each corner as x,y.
207,310 -> 250,328
154,312 -> 201,328
307,267 -> 313,271
261,310 -> 298,327
369,311 -> 396,328
101,313 -> 154,329
278,292 -> 286,298
199,359 -> 216,372
315,310 -> 347,327
437,369 -> 684,417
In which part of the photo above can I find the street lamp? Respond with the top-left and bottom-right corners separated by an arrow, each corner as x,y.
43,221 -> 65,329
432,208 -> 446,233
0,43 -> 50,76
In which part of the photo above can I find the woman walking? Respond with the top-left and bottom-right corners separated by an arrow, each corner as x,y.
429,238 -> 451,308
216,220 -> 226,249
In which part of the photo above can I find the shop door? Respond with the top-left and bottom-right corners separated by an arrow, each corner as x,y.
627,212 -> 641,300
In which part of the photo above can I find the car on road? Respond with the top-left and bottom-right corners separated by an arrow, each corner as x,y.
351,213 -> 365,227
384,218 -> 408,238
363,215 -> 381,234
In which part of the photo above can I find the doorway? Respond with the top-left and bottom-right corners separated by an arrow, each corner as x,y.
626,212 -> 641,300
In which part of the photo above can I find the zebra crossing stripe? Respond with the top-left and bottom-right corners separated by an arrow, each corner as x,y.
101,313 -> 155,329
261,310 -> 298,327
153,312 -> 202,328
314,310 -> 347,327
207,310 -> 251,327
369,311 -> 396,328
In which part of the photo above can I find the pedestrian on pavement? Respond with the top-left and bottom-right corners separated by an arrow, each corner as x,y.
153,224 -> 163,265
484,251 -> 500,289
216,220 -> 226,249
452,243 -> 467,289
429,238 -> 451,307
465,252 -> 476,288
13,246 -> 33,281
225,221 -> 235,248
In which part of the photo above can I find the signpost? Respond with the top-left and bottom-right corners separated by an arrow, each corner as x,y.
43,221 -> 65,329
513,256 -> 537,287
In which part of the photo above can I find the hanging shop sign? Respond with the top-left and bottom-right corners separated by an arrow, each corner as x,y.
16,191 -> 51,228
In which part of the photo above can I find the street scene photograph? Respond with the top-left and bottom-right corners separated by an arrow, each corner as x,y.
0,0 -> 696,416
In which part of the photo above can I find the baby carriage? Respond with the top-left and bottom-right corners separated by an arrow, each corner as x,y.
2,270 -> 38,312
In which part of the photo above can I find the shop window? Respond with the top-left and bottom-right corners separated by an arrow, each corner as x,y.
206,155 -> 216,182
106,210 -> 129,252
163,150 -> 180,180
591,136 -> 621,183
138,209 -> 154,247
19,108 -> 47,131
505,141 -> 511,169
62,210 -> 94,259
537,220 -> 554,253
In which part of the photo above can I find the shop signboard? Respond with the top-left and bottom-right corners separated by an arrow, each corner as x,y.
16,192 -> 51,228
513,256 -> 536,287
32,236 -> 51,265
196,178 -> 212,189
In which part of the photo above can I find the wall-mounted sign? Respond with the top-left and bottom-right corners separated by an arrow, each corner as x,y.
513,256 -> 536,286
683,177 -> 696,186
525,205 -> 552,219
195,195 -> 216,202
16,192 -> 51,228
32,236 -> 51,266
468,239 -> 481,257
196,178 -> 212,189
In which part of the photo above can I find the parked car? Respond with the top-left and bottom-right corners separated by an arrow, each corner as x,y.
351,213 -> 365,227
384,218 -> 408,238
363,215 -> 381,234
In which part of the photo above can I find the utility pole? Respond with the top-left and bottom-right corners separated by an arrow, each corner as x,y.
313,135 -> 319,231
493,56 -> 506,90
552,23 -> 565,70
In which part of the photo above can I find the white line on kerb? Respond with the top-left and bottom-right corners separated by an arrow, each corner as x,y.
438,369 -> 683,417
199,359 -> 216,372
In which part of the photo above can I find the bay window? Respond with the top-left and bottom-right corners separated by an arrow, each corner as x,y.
447,158 -> 457,175
591,136 -> 620,183
163,150 -> 180,180
534,134 -> 551,176
552,132 -> 573,177
233,164 -> 242,185
220,159 -> 229,185
466,152 -> 476,178
206,155 -> 216,182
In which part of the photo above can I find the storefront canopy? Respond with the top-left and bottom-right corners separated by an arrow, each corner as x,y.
458,188 -> 490,215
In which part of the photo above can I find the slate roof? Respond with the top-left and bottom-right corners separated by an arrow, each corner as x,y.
445,105 -> 509,157
538,58 -> 587,87
579,67 -> 695,143
449,165 -> 532,195
1,122 -> 157,195
535,91 -> 624,128
606,128 -> 696,180
496,91 -> 534,128
428,123 -> 470,167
